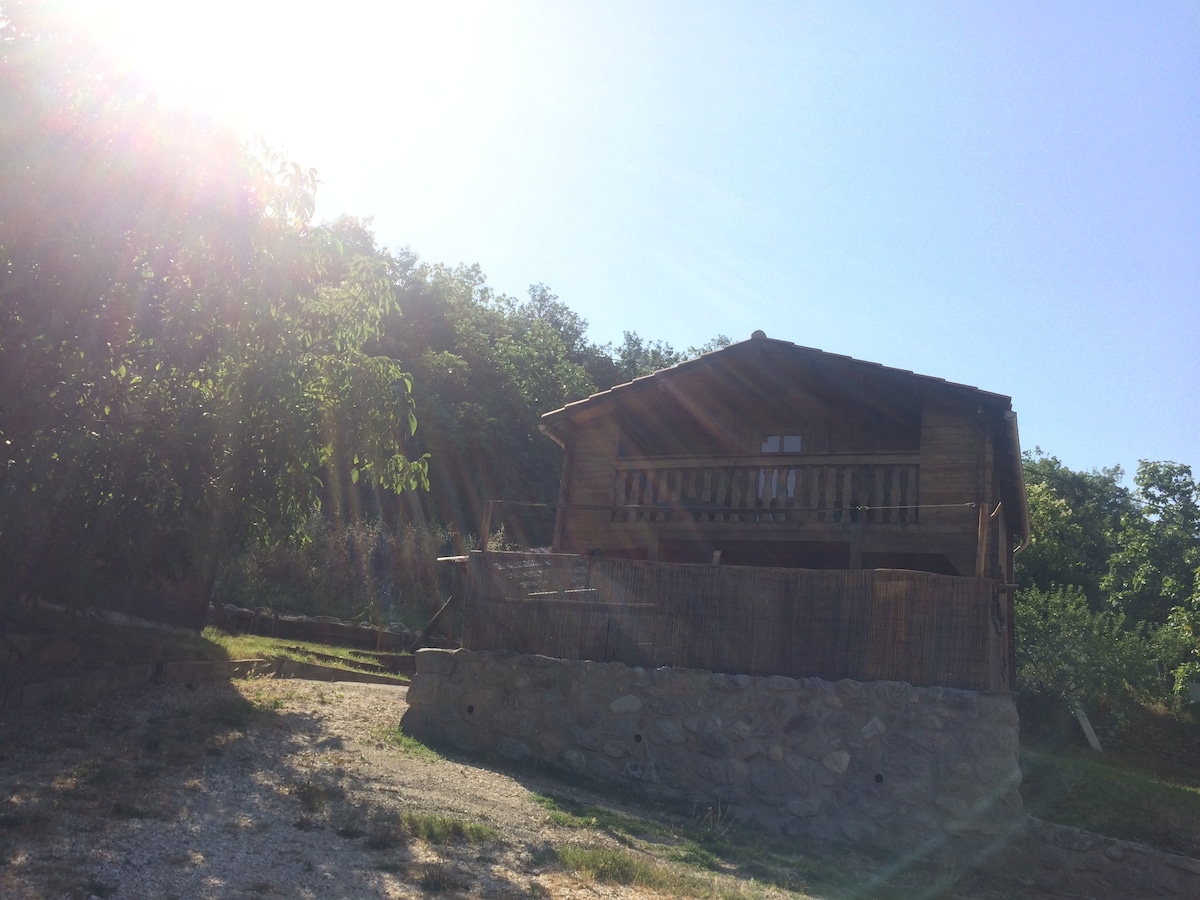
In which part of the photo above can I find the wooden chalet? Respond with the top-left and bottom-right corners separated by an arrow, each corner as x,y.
458,332 -> 1028,692
539,331 -> 1029,583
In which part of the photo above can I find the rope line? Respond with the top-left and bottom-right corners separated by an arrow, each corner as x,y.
487,499 -> 979,513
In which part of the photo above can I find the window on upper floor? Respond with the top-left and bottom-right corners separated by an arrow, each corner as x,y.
761,434 -> 802,454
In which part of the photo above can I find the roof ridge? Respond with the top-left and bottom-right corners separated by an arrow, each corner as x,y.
542,333 -> 1009,422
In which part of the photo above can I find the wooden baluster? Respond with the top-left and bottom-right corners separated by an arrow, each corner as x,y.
650,469 -> 662,521
890,466 -> 903,524
786,467 -> 798,522
730,468 -> 744,522
832,465 -> 842,521
879,466 -> 892,524
873,465 -> 885,525
726,469 -> 737,522
840,468 -> 849,525
909,465 -> 919,524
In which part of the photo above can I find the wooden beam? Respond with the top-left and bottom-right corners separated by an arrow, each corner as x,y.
975,502 -> 989,579
479,500 -> 494,552
410,594 -> 457,653
552,445 -> 573,552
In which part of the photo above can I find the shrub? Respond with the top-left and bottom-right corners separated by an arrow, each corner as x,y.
1016,586 -> 1157,717
215,515 -> 464,627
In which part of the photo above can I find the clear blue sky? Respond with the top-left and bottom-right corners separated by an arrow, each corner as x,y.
78,1 -> 1200,480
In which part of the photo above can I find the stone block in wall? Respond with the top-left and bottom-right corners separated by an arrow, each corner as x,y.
414,648 -> 458,675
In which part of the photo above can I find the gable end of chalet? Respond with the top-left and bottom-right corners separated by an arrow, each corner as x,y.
540,332 -> 1028,581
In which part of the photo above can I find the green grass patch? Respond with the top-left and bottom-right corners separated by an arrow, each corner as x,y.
535,792 -> 823,894
0,602 -> 409,687
339,806 -> 497,850
533,792 -> 673,842
370,726 -> 443,762
1021,743 -> 1200,857
202,629 -> 409,683
532,791 -> 971,898
555,846 -> 657,886
554,845 -> 765,898
666,840 -> 723,871
402,809 -> 497,844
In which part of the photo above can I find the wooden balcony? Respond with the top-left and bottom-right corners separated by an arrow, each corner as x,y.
612,455 -> 920,526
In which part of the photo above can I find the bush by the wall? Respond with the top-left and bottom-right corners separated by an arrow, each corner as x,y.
215,515 -> 467,628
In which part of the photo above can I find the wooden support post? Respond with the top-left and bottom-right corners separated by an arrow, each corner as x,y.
975,503 -> 990,579
975,501 -> 1003,580
1005,584 -> 1017,691
552,446 -> 572,551
1071,703 -> 1104,752
410,595 -> 457,653
479,500 -> 494,552
849,527 -> 863,570
647,524 -> 660,562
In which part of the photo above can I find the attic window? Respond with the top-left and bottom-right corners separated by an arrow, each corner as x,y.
761,434 -> 802,454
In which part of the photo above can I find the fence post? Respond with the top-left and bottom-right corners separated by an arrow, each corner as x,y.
479,500 -> 494,551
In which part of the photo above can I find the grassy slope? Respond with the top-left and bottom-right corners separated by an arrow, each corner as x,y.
1,605 -> 408,686
1019,700 -> 1200,858
8,610 -> 1200,866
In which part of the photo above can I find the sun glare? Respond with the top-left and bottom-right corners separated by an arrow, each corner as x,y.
63,0 -> 515,167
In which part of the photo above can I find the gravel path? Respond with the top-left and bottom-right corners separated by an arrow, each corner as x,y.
0,678 -> 666,899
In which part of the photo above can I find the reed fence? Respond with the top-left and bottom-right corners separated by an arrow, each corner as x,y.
462,551 -> 1009,691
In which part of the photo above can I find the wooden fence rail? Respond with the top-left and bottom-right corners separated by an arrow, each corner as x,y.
462,551 -> 1008,691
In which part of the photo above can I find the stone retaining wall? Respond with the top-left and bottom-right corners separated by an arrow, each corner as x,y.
401,648 -> 1023,853
991,819 -> 1200,898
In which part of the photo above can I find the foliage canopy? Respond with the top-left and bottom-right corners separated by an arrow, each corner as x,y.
0,8 -> 426,602
1017,451 -> 1200,703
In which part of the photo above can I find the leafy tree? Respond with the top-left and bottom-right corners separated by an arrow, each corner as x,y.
1103,461 -> 1200,625
611,331 -> 686,383
686,334 -> 733,357
1016,586 -> 1154,714
1017,450 -> 1133,605
371,270 -> 596,543
368,265 -> 733,543
0,9 -> 425,608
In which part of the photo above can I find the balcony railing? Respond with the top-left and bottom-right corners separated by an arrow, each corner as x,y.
612,457 -> 919,525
